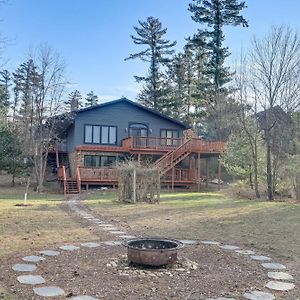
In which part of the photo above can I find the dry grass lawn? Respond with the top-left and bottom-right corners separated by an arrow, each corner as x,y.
85,191 -> 300,269
0,186 -> 98,299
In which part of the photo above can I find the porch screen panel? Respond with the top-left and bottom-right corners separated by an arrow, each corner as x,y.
84,125 -> 93,143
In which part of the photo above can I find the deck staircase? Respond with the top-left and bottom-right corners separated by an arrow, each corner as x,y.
56,152 -> 81,196
154,139 -> 193,176
65,178 -> 80,194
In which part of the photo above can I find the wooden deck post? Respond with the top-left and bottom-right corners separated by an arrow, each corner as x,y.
218,157 -> 221,191
172,167 -> 175,191
206,158 -> 209,189
197,153 -> 201,192
55,142 -> 60,168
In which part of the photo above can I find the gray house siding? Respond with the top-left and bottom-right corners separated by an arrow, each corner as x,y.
68,101 -> 185,151
66,124 -> 75,152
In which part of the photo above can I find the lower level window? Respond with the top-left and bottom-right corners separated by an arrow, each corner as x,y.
84,155 -> 117,167
160,129 -> 179,146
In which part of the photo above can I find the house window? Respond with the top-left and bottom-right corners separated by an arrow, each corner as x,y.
129,123 -> 148,137
101,126 -> 117,145
84,125 -> 117,145
84,155 -> 117,167
84,155 -> 100,167
84,125 -> 94,143
160,129 -> 179,146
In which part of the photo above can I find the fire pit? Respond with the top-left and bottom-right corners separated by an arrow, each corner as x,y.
122,238 -> 183,267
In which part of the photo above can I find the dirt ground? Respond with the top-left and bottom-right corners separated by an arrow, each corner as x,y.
0,187 -> 299,299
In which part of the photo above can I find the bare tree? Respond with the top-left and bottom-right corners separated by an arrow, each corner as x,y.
232,53 -> 263,198
250,26 -> 300,200
26,45 -> 67,192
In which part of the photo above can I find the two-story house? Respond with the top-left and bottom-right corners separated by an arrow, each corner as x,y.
51,97 -> 224,194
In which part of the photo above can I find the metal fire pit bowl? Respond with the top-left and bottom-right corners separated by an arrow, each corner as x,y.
122,238 -> 183,267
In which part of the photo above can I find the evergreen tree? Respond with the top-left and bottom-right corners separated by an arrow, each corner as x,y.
189,0 -> 248,91
12,59 -> 41,141
85,90 -> 99,107
125,16 -> 176,112
0,126 -> 26,186
0,70 -> 11,117
65,90 -> 82,111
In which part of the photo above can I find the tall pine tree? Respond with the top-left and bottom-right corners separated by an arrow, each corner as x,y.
85,91 -> 99,107
12,59 -> 41,142
125,16 -> 176,112
189,0 -> 248,91
65,90 -> 82,112
0,70 -> 11,118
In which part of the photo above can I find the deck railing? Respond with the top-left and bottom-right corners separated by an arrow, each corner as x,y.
122,136 -> 224,153
77,167 -> 196,183
123,136 -> 183,150
163,168 -> 197,182
78,167 -> 118,181
57,165 -> 67,195
76,167 -> 82,193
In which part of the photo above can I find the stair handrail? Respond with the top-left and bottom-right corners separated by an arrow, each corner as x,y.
62,165 -> 67,195
154,138 -> 193,171
76,167 -> 81,193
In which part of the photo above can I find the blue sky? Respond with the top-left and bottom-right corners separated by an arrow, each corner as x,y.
1,0 -> 300,102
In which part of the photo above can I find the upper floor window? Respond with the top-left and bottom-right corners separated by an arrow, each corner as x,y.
84,125 -> 117,145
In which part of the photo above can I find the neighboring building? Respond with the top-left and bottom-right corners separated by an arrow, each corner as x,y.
50,97 -> 224,194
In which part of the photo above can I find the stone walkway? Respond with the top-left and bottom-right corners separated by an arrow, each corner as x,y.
10,196 -> 296,299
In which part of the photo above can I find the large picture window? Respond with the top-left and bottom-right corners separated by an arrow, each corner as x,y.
160,129 -> 179,146
84,125 -> 117,145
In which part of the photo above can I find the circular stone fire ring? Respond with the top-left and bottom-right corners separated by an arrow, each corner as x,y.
122,238 -> 183,267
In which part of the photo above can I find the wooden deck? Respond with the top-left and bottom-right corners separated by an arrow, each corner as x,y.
76,167 -> 197,187
57,136 -> 224,195
76,136 -> 224,155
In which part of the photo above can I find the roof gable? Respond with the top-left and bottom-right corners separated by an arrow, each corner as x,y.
76,97 -> 189,129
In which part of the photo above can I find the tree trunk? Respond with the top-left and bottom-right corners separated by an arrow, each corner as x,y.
253,142 -> 261,199
11,174 -> 15,187
266,133 -> 274,200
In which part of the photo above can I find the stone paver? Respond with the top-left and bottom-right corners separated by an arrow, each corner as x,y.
70,296 -> 99,300
12,264 -> 37,272
103,241 -> 122,246
267,271 -> 293,280
179,240 -> 197,245
201,240 -> 220,245
110,231 -> 126,234
250,255 -> 271,261
40,250 -> 60,257
118,235 -> 136,239
22,255 -> 45,263
81,242 -> 100,248
33,286 -> 65,297
59,245 -> 80,251
17,275 -> 45,285
98,224 -> 113,227
265,281 -> 295,291
102,227 -> 119,231
235,250 -> 255,255
243,290 -> 275,300
220,245 -> 240,250
261,263 -> 286,270
207,298 -> 236,300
